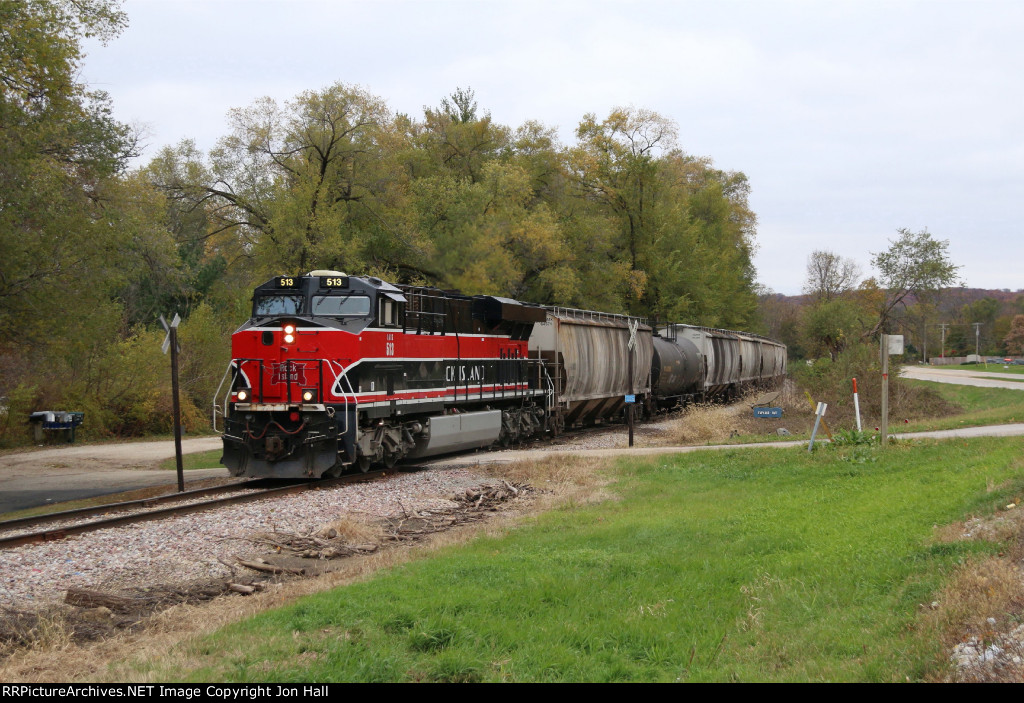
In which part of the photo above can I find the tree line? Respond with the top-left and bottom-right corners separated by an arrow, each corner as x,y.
761,233 -> 1024,363
0,1 -> 760,445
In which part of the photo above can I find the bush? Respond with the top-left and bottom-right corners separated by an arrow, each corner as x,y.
791,343 -> 958,427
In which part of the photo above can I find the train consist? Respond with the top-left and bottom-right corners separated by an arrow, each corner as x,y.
214,272 -> 786,478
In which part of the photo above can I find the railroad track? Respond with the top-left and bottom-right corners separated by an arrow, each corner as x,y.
0,469 -> 404,550
0,418 -> 645,552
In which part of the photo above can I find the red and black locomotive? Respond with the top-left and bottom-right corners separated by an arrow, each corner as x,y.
216,270 -> 787,479
217,271 -> 549,478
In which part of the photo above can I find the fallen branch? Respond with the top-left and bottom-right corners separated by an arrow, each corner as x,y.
237,560 -> 305,576
64,587 -> 139,613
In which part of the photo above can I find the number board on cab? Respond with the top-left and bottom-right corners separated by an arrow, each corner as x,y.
320,276 -> 348,289
276,276 -> 297,288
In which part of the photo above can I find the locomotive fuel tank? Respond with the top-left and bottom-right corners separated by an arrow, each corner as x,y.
529,309 -> 653,427
651,335 -> 703,398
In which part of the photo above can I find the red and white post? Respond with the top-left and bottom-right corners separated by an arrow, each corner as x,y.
852,377 -> 862,433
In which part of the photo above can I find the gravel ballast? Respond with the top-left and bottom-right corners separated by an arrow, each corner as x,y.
0,467 -> 495,609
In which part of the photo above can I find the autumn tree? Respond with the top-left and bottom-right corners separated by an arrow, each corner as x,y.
803,250 -> 861,302
0,0 -> 138,340
1005,315 -> 1024,356
567,108 -> 757,324
418,87 -> 510,183
568,108 -> 676,304
154,83 -> 423,278
867,228 -> 961,338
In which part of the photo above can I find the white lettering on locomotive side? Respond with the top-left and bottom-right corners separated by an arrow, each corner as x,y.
445,363 -> 486,383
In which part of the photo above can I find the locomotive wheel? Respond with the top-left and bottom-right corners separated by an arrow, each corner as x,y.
357,455 -> 372,473
383,451 -> 400,469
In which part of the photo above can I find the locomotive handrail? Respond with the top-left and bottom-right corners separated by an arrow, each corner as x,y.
211,360 -> 237,433
538,360 -> 556,416
545,305 -> 649,327
327,359 -> 357,437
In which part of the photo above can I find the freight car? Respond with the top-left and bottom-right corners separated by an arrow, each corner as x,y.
650,324 -> 787,409
214,272 -> 785,478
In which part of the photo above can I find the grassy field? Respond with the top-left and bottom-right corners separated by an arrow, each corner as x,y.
149,436 -> 1024,683
901,381 -> 1024,432
158,449 -> 224,471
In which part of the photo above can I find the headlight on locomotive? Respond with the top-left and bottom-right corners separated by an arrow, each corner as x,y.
283,323 -> 296,345
302,389 -> 315,402
235,389 -> 249,402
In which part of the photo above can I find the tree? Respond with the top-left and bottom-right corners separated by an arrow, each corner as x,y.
803,250 -> 860,302
418,87 -> 510,183
1005,315 -> 1024,356
801,298 -> 863,361
153,83 -> 425,277
867,228 -> 961,338
569,107 -> 677,283
567,108 -> 758,324
0,0 -> 137,340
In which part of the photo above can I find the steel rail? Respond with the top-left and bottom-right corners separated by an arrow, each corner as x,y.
0,479 -> 264,533
0,471 -> 395,551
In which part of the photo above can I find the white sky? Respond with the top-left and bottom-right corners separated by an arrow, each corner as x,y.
81,0 -> 1024,295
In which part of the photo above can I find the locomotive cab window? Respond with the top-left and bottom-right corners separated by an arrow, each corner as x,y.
254,294 -> 305,316
379,298 -> 399,327
311,294 -> 371,317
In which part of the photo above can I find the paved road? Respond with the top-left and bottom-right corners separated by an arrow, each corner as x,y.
901,365 -> 1024,390
0,437 -> 226,514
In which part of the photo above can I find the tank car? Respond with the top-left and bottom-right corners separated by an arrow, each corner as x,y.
214,271 -> 549,478
654,324 -> 787,405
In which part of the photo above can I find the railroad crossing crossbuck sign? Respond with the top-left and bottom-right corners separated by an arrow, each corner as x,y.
627,319 -> 639,351
159,313 -> 181,354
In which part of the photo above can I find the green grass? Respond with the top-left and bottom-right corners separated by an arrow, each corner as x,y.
902,381 -> 1024,432
164,437 -> 1024,682
158,448 -> 224,471
943,363 -> 1024,375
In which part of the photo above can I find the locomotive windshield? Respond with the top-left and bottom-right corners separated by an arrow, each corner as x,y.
254,294 -> 305,316
312,294 -> 371,317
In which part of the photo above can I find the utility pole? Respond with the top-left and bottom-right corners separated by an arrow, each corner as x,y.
973,322 -> 982,359
939,322 -> 948,360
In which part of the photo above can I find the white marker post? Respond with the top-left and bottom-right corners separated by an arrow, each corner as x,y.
880,334 -> 904,448
852,377 -> 862,433
808,402 -> 828,452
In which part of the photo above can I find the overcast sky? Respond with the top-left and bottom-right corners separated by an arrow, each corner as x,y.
80,0 -> 1024,295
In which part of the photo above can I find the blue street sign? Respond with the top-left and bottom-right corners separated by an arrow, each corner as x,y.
753,407 -> 783,418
